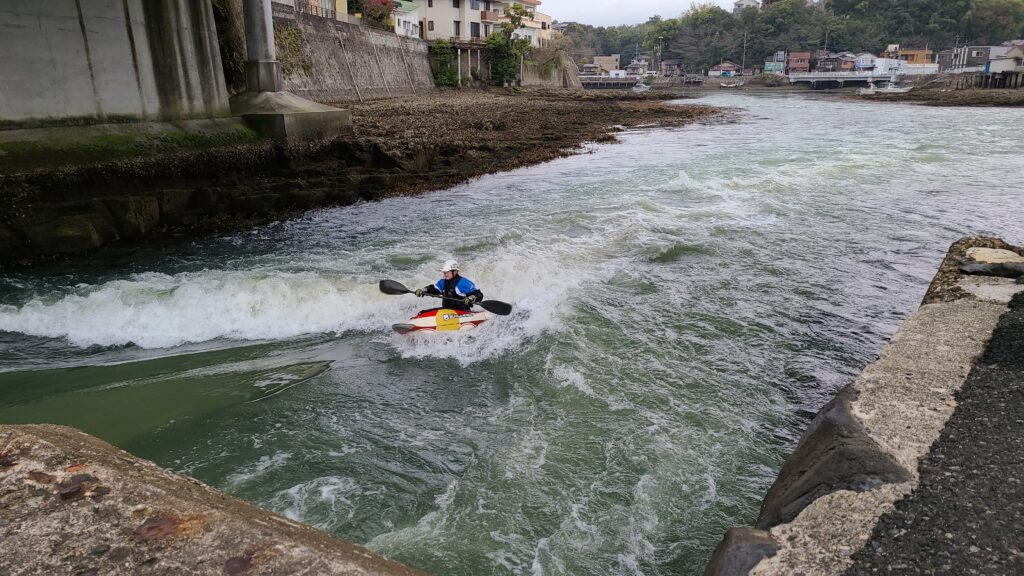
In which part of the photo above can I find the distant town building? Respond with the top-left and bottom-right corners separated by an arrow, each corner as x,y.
593,54 -> 621,73
420,0 -> 554,47
295,0 -> 347,20
764,50 -> 786,74
708,61 -> 740,77
661,58 -> 684,77
881,44 -> 934,64
787,51 -> 811,73
854,52 -> 877,70
734,0 -> 759,14
394,1 -> 423,38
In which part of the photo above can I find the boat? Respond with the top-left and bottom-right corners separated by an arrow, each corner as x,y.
719,79 -> 745,88
392,307 -> 495,334
858,81 -> 912,95
632,82 -> 652,93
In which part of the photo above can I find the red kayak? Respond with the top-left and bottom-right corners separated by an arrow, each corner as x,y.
392,307 -> 495,334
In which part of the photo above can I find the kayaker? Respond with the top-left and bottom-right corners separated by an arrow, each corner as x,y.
415,260 -> 484,311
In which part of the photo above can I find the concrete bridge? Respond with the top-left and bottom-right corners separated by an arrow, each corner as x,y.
789,71 -> 899,88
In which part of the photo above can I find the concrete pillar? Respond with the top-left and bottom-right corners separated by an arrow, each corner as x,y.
457,48 -> 462,84
243,0 -> 282,92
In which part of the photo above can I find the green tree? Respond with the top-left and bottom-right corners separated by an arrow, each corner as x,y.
963,0 -> 1024,44
431,39 -> 459,87
486,4 -> 533,85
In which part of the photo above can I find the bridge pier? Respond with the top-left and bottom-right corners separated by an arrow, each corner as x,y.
229,0 -> 352,143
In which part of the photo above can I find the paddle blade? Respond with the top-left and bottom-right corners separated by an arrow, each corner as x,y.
479,300 -> 513,316
379,280 -> 412,295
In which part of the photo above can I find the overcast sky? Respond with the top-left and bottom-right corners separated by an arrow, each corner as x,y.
543,1 -> 735,27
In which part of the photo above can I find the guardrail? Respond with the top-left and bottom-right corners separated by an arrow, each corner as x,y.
294,2 -> 336,19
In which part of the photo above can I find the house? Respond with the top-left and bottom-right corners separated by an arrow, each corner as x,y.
854,52 -> 876,70
763,50 -> 786,74
709,61 -> 740,77
295,0 -> 347,20
939,46 -> 999,72
661,58 -> 684,77
580,63 -> 602,76
422,0 -> 488,43
734,0 -> 759,14
394,1 -> 422,38
593,55 -> 621,73
787,51 -> 811,73
881,44 -> 934,64
624,56 -> 650,76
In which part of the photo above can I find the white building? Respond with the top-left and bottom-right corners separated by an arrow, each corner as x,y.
420,0 -> 553,46
733,0 -> 759,14
854,52 -> 876,70
394,1 -> 422,38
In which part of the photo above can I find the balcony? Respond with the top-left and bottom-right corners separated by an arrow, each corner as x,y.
481,10 -> 501,22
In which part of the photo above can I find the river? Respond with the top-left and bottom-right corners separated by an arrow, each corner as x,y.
2,92 -> 1023,575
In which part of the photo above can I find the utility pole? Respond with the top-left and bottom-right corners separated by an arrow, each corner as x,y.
742,32 -> 747,70
659,35 -> 664,74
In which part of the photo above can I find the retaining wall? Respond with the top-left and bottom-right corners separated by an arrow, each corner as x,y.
0,0 -> 230,127
270,2 -> 434,102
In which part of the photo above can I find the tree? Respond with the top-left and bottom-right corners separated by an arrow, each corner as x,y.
431,39 -> 459,87
486,4 -> 533,85
963,0 -> 1024,44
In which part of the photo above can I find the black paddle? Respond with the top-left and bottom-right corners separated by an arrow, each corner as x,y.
378,280 -> 513,316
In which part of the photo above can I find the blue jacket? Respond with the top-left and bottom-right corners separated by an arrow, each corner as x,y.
424,275 -> 483,311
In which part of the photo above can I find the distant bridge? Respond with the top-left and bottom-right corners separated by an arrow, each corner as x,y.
789,71 -> 899,86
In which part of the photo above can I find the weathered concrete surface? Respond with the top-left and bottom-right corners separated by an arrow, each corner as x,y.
845,292 -> 1024,575
0,0 -> 230,127
0,424 -> 423,576
707,237 -> 1023,575
704,528 -> 779,576
230,91 -> 353,144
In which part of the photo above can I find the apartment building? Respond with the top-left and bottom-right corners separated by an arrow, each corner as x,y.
420,0 -> 553,46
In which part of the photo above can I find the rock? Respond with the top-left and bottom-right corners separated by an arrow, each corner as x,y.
19,214 -> 118,256
965,248 -> 1024,264
756,384 -> 912,529
157,189 -> 194,218
704,527 -> 779,576
103,197 -> 160,238
960,248 -> 1024,279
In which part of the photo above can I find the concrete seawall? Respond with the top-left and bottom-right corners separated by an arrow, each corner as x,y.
0,424 -> 422,575
0,0 -> 230,128
705,237 -> 1024,575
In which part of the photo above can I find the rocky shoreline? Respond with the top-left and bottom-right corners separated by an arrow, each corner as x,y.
705,237 -> 1024,575
856,88 -> 1024,107
0,89 -> 717,268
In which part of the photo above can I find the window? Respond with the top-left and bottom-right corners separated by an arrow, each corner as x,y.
471,22 -> 480,37
428,20 -> 434,30
470,0 -> 480,9
454,20 -> 461,35
428,0 -> 433,5
971,50 -> 983,57
453,0 -> 460,7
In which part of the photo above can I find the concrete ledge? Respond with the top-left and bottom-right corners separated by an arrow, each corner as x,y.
230,91 -> 353,144
0,424 -> 422,576
705,237 -> 1023,575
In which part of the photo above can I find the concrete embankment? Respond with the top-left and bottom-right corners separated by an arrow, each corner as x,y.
705,237 -> 1024,576
0,424 -> 422,575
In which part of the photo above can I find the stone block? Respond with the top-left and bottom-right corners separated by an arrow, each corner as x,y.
20,213 -> 118,256
704,527 -> 779,576
756,384 -> 911,530
103,196 -> 160,238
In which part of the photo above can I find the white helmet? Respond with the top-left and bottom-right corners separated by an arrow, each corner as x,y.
440,259 -> 460,273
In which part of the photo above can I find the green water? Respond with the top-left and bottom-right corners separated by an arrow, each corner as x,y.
2,93 -> 1023,575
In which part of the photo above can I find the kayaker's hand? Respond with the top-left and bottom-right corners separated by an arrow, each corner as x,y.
463,295 -> 477,306
415,289 -> 423,297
